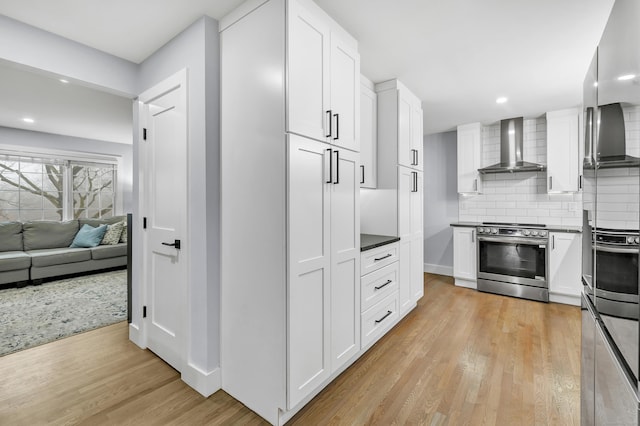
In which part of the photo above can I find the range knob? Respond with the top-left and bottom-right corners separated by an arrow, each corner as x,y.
491,228 -> 498,234
478,227 -> 484,234
531,230 -> 539,236
628,236 -> 635,244
523,230 -> 530,236
539,231 -> 547,237
635,237 -> 639,244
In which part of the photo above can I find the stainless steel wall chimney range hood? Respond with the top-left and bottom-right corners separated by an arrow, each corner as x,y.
584,102 -> 640,169
478,117 -> 546,174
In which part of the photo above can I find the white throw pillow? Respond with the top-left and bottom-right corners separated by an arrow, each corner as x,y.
101,221 -> 124,245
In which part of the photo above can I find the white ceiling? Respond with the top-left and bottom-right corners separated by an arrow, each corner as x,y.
0,0 -> 615,139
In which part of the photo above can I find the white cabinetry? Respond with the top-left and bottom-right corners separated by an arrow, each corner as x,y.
457,123 -> 483,194
220,1 -> 360,424
549,232 -> 582,305
376,79 -> 423,173
453,227 -> 477,288
546,108 -> 580,193
360,75 -> 377,188
288,0 -> 360,151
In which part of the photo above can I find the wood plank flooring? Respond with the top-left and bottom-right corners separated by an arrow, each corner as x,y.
0,273 -> 580,425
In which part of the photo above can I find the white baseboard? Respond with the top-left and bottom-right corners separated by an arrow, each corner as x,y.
454,278 -> 477,289
128,323 -> 145,349
182,364 -> 222,397
424,263 -> 453,276
549,292 -> 580,306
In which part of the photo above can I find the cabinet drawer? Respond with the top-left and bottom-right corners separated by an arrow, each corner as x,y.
361,261 -> 399,312
361,291 -> 399,348
360,242 -> 399,276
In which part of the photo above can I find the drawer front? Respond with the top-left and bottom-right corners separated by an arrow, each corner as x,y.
361,291 -> 399,348
361,242 -> 399,276
361,261 -> 399,312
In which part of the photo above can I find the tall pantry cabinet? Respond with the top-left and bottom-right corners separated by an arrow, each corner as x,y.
219,0 -> 360,424
361,79 -> 424,315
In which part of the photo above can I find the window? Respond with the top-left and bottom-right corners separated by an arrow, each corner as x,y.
0,154 -> 117,222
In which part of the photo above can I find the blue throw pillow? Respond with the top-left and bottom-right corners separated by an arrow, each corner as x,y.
70,224 -> 108,248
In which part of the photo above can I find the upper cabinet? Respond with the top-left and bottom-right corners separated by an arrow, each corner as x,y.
456,123 -> 483,194
376,79 -> 423,171
546,108 -> 580,193
360,75 -> 377,188
288,0 -> 360,151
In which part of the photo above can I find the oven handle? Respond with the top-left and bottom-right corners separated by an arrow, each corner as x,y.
478,236 -> 548,246
593,243 -> 639,254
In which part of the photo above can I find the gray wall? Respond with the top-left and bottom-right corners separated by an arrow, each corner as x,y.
423,131 -> 458,275
0,126 -> 133,214
136,16 -> 221,385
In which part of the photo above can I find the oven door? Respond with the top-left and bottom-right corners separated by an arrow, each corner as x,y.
595,243 -> 639,319
478,236 -> 548,288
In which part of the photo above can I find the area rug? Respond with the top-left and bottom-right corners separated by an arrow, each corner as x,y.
0,269 -> 126,357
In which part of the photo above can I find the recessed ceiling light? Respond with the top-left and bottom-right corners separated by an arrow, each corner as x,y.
22,117 -> 35,123
617,74 -> 636,81
59,78 -> 69,84
496,97 -> 508,104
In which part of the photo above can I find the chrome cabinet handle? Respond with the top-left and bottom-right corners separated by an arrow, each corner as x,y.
549,176 -> 553,190
375,310 -> 393,324
374,280 -> 392,290
473,178 -> 477,191
471,230 -> 475,243
360,165 -> 365,184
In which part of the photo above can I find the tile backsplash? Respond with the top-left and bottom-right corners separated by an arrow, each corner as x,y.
459,117 -> 583,227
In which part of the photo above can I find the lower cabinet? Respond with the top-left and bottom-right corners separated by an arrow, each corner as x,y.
548,232 -> 582,305
453,226 -> 477,288
360,243 -> 400,348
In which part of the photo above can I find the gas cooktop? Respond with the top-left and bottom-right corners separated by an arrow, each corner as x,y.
482,222 -> 546,228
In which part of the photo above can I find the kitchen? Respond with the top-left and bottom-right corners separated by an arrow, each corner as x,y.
0,0 -> 635,424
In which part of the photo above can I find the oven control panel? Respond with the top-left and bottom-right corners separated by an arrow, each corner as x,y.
594,231 -> 639,246
477,227 -> 548,238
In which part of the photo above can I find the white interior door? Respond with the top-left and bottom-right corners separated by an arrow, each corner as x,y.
139,70 -> 188,372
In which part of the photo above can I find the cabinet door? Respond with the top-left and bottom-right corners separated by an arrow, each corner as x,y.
457,123 -> 482,194
410,171 -> 423,237
330,35 -> 360,152
453,227 -> 477,281
360,79 -> 376,188
410,236 -> 424,302
397,166 -> 413,240
397,90 -> 413,168
398,238 -> 412,313
549,232 -> 581,297
546,110 -> 579,193
287,0 -> 330,143
411,99 -> 423,171
287,134 -> 331,408
330,148 -> 361,372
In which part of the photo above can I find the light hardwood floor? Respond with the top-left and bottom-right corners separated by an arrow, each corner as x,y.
0,274 -> 580,425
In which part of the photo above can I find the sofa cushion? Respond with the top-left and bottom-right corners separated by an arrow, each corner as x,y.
101,221 -> 124,245
0,222 -> 23,252
27,248 -> 92,268
70,224 -> 107,248
91,243 -> 127,260
0,251 -> 31,272
79,216 -> 125,228
23,220 -> 79,251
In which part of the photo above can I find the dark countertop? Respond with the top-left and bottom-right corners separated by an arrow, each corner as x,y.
450,222 -> 582,233
361,234 -> 400,252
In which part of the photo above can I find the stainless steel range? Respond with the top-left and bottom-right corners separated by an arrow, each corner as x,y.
476,223 -> 550,302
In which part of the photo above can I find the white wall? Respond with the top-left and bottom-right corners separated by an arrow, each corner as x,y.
0,126 -> 133,213
423,131 -> 458,276
135,16 -> 221,396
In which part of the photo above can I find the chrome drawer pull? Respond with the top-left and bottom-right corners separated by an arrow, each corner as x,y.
374,280 -> 392,290
374,253 -> 392,261
375,310 -> 393,324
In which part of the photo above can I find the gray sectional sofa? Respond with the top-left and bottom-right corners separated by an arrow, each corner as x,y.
0,216 -> 127,286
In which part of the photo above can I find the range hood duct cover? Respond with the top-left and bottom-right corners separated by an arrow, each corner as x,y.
593,103 -> 640,169
478,117 -> 546,174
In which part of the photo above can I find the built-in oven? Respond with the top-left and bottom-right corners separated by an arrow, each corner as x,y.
594,229 -> 639,320
476,223 -> 549,302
